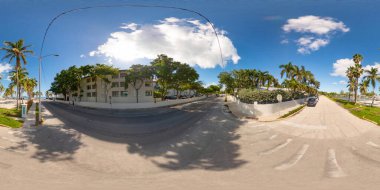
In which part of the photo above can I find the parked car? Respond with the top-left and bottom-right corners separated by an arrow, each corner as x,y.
164,95 -> 177,100
307,97 -> 318,107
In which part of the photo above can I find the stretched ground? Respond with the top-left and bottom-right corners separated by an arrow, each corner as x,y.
1,96 -> 380,190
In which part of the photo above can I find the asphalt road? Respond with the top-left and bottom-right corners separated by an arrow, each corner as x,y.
1,96 -> 380,190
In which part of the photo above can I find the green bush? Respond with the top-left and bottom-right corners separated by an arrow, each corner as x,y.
237,89 -> 306,104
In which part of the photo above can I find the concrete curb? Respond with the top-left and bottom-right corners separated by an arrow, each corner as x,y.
258,104 -> 306,123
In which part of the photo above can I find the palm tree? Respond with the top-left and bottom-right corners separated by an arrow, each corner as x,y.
1,39 -> 33,109
23,78 -> 37,100
346,79 -> 355,102
292,65 -> 303,82
279,62 -> 295,79
352,54 -> 364,104
359,79 -> 369,96
364,67 -> 379,106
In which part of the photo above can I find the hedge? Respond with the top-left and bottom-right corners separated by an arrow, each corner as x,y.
237,89 -> 306,104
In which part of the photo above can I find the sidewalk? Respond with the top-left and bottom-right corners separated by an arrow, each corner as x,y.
22,102 -> 36,128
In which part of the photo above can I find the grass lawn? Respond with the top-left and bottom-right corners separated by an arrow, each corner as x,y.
0,108 -> 23,128
333,98 -> 380,125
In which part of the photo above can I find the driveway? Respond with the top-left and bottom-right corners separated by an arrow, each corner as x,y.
1,97 -> 380,190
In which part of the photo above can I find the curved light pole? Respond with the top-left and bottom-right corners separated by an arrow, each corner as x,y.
38,54 -> 59,125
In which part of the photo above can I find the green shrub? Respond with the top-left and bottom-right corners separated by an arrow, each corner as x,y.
237,89 -> 306,104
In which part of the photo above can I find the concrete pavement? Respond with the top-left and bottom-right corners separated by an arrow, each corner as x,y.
1,97 -> 380,189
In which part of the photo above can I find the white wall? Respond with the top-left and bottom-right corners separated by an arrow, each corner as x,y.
228,95 -> 305,118
54,96 -> 206,109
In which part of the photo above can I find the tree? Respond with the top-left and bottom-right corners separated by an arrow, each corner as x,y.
359,79 -> 369,96
363,67 -> 379,106
207,85 -> 221,94
171,63 -> 199,98
279,62 -> 295,80
351,54 -> 364,104
1,39 -> 34,109
124,64 -> 153,103
151,54 -> 177,100
89,64 -> 118,102
218,72 -> 235,101
22,77 -> 37,100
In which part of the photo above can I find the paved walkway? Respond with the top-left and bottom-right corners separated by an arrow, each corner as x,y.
22,102 -> 36,128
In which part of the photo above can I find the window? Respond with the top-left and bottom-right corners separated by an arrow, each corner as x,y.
120,72 -> 126,77
112,91 -> 119,97
92,84 -> 96,89
87,85 -> 91,90
145,90 -> 153,96
111,82 -> 119,88
86,78 -> 91,83
120,91 -> 128,97
92,92 -> 97,97
92,78 -> 96,82
112,74 -> 119,79
119,82 -> 125,88
145,82 -> 151,87
87,93 -> 91,97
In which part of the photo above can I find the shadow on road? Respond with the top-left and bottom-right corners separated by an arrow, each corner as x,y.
40,98 -> 248,171
125,102 -> 248,171
9,125 -> 83,163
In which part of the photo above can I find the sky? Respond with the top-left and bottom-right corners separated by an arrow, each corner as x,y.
0,0 -> 380,94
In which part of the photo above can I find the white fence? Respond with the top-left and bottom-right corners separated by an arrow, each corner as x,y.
51,96 -> 206,109
228,95 -> 305,118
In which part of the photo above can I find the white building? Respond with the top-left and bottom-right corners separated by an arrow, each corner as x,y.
72,70 -> 155,103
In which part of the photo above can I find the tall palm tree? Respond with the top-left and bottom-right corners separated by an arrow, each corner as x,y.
1,39 -> 33,109
352,54 -> 364,104
279,62 -> 295,79
364,67 -> 379,106
346,66 -> 355,102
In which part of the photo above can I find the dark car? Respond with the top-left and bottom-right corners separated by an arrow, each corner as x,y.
307,97 -> 318,107
164,95 -> 177,100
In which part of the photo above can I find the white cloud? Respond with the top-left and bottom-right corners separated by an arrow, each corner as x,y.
0,63 -> 12,74
80,54 -> 86,58
339,80 -> 347,85
283,15 -> 349,35
296,37 -> 329,54
330,58 -> 355,77
332,80 -> 347,85
331,59 -> 380,79
6,76 -> 11,81
120,23 -> 138,30
280,39 -> 289,44
282,15 -> 349,54
363,63 -> 380,75
90,17 -> 240,69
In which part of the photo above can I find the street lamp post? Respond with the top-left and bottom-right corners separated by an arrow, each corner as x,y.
38,54 -> 59,125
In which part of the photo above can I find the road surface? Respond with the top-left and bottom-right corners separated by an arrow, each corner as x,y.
1,96 -> 380,190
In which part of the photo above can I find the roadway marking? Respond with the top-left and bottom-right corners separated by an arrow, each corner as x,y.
259,138 -> 292,156
275,144 -> 309,170
366,141 -> 380,149
326,148 -> 346,178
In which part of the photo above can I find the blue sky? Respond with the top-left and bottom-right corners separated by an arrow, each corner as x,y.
1,0 -> 380,94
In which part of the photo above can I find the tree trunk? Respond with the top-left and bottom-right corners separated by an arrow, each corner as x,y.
136,89 -> 139,103
371,90 -> 375,107
16,68 -> 19,110
348,91 -> 351,102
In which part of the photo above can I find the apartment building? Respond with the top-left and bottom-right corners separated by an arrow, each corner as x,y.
78,70 -> 155,103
